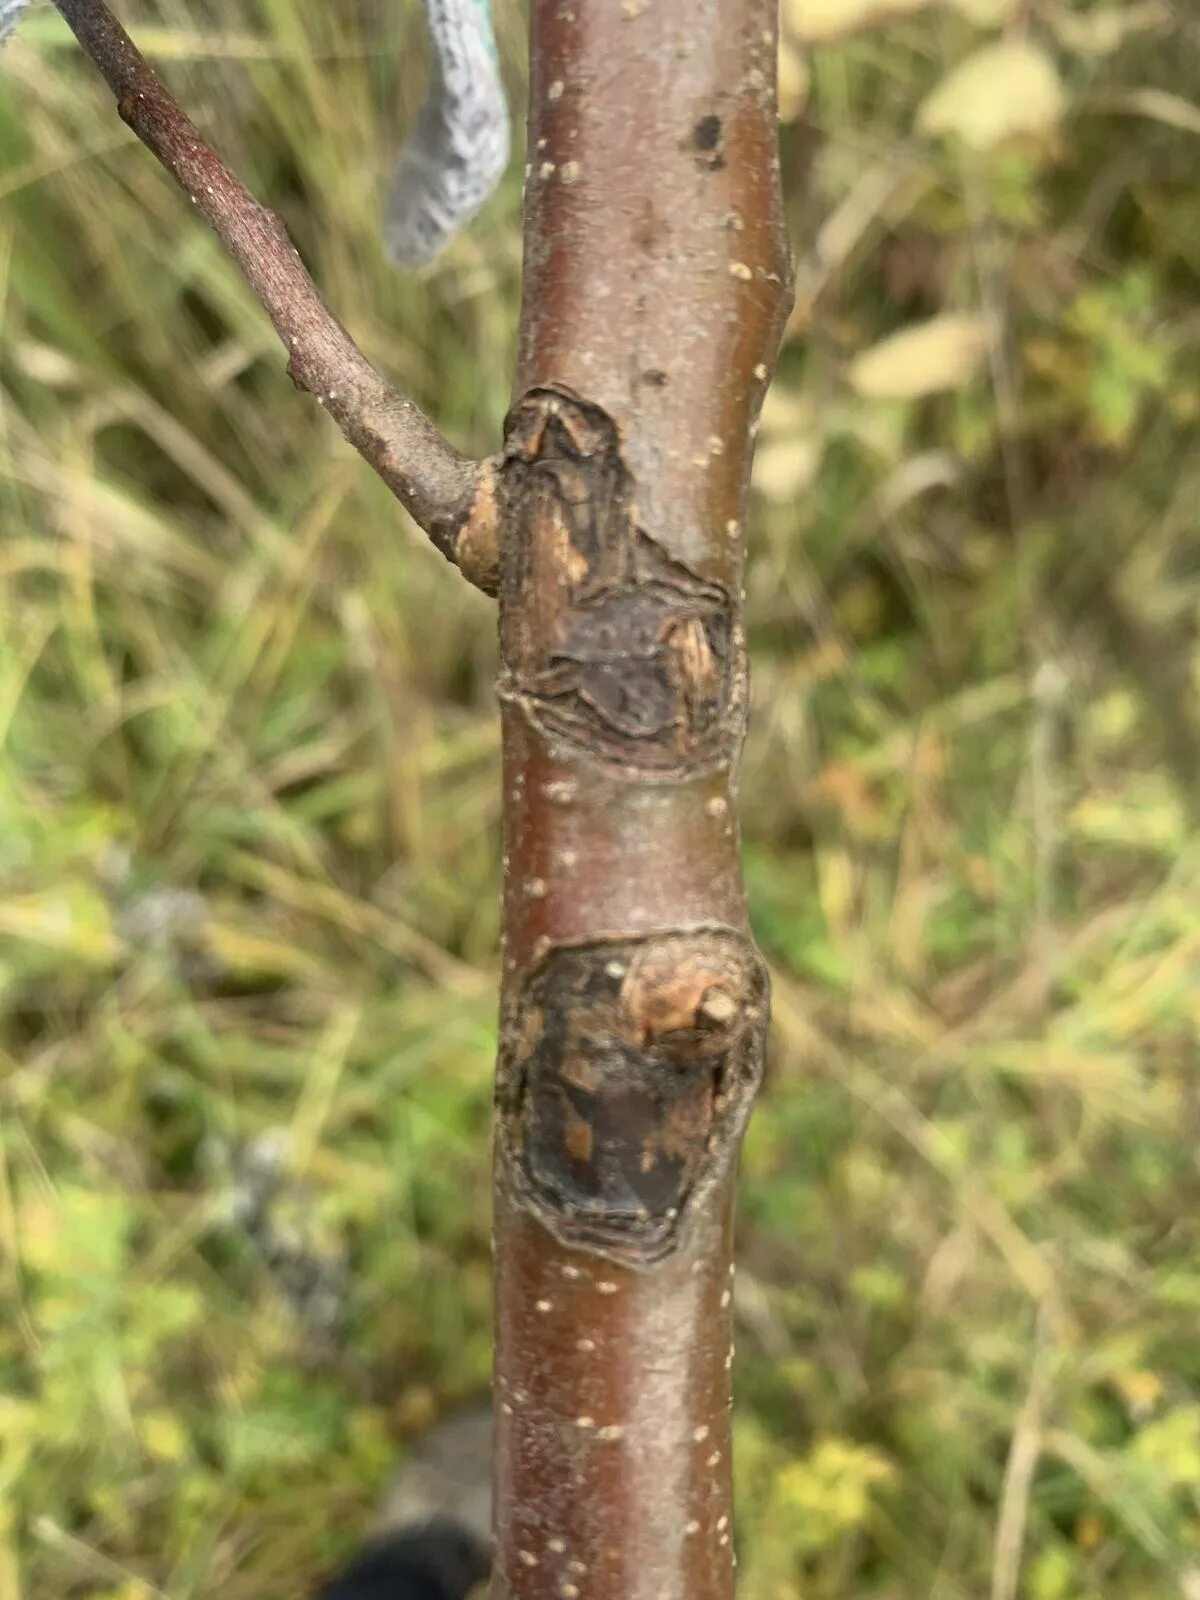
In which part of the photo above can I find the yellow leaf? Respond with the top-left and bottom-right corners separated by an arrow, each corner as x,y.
757,382 -> 813,439
942,0 -> 1019,24
139,1410 -> 189,1464
849,313 -> 992,400
778,39 -> 811,122
785,0 -> 927,44
752,436 -> 823,501
773,1436 -> 896,1554
17,1196 -> 61,1275
1047,1 -> 1170,59
0,888 -> 117,961
1113,1369 -> 1164,1415
1070,790 -> 1183,848
917,40 -> 1067,149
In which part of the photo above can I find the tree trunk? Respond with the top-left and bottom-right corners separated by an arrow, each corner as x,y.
491,4 -> 792,1596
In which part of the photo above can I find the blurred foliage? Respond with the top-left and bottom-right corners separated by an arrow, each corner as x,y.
0,0 -> 1198,1596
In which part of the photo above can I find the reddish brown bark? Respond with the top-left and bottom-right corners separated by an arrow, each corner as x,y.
490,4 -> 791,1597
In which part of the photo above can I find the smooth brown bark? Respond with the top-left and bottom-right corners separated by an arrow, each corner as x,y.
491,4 -> 791,1597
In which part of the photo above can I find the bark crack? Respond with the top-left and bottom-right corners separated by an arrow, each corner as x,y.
498,385 -> 742,778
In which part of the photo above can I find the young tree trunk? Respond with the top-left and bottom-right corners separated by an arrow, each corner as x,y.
491,4 -> 791,1596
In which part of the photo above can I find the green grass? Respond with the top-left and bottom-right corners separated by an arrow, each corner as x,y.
2,1 -> 1199,1597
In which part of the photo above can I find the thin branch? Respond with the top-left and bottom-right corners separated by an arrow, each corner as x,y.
50,0 -> 498,593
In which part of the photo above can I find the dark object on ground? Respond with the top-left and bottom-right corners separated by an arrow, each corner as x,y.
318,1516 -> 489,1600
377,1407 -> 491,1547
317,1408 -> 492,1600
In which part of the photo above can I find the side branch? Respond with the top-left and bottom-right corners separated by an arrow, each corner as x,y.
51,0 -> 498,592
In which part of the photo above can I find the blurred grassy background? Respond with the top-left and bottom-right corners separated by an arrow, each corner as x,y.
1,0 -> 1198,1596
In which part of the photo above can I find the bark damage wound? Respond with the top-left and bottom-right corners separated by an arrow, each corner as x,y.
497,931 -> 767,1266
499,385 -> 739,777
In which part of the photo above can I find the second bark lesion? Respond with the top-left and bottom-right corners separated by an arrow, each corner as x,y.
499,385 -> 741,778
497,931 -> 767,1268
